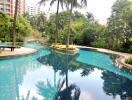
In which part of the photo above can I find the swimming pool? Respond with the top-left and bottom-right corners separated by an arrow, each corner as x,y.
0,43 -> 132,100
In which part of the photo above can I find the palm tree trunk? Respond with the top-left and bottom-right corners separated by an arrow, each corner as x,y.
54,70 -> 56,87
12,0 -> 18,46
55,0 -> 60,45
66,1 -> 73,49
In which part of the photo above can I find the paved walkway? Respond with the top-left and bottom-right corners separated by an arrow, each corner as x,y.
76,45 -> 132,69
0,47 -> 37,57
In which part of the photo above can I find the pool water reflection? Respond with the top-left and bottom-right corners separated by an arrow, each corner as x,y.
0,44 -> 132,100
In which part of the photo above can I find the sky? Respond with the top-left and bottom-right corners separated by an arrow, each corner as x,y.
27,0 -> 117,24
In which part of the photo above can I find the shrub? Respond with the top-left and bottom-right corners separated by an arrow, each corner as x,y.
91,38 -> 106,48
128,46 -> 132,53
125,57 -> 132,65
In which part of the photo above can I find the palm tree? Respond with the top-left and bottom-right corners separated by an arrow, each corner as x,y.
12,0 -> 19,45
66,0 -> 87,49
40,0 -> 64,45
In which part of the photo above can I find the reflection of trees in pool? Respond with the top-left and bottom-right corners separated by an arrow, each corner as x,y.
102,71 -> 132,100
55,82 -> 81,100
37,50 -> 132,100
36,79 -> 61,100
37,50 -> 94,77
37,50 -> 95,87
37,50 -> 95,100
80,68 -> 94,77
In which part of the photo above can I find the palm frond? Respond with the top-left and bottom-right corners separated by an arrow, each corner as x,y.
39,0 -> 49,5
50,0 -> 57,6
81,0 -> 87,7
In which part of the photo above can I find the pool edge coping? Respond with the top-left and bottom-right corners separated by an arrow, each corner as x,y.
0,47 -> 37,58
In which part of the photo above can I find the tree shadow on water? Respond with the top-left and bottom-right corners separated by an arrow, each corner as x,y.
36,50 -> 96,100
102,71 -> 132,100
36,79 -> 61,100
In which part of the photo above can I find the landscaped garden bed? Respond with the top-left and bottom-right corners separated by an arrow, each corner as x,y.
50,44 -> 79,55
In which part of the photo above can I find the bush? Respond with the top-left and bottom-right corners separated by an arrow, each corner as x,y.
128,46 -> 132,53
125,57 -> 132,65
91,38 -> 106,48
0,13 -> 32,42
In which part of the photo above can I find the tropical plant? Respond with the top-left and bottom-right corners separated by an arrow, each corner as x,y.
107,0 -> 132,52
40,0 -> 65,45
0,13 -> 12,42
0,13 -> 32,42
65,0 -> 87,49
86,12 -> 97,23
36,80 -> 58,100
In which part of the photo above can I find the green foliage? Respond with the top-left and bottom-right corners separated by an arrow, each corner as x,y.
80,27 -> 96,45
16,16 -> 32,36
107,0 -> 132,52
128,46 -> 132,53
125,57 -> 132,65
29,13 -> 47,33
92,38 -> 106,48
25,0 -> 132,53
0,13 -> 32,42
29,0 -> 132,54
46,11 -> 107,47
0,13 -> 12,42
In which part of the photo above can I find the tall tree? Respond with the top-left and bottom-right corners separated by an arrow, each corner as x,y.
12,0 -> 19,45
29,13 -> 47,32
107,0 -> 132,52
40,0 -> 64,45
66,0 -> 87,49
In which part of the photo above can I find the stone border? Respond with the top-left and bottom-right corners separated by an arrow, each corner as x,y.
0,47 -> 37,58
50,46 -> 79,55
76,45 -> 132,70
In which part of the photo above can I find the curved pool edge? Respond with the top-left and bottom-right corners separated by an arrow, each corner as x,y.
76,45 -> 132,70
0,47 -> 37,58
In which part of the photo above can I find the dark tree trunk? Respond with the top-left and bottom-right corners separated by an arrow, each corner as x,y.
12,0 -> 18,45
55,0 -> 60,45
66,1 -> 73,49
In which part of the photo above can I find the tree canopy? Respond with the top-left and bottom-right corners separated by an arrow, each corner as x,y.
0,13 -> 32,42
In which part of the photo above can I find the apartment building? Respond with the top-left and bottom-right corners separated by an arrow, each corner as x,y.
0,0 -> 26,16
27,5 -> 41,16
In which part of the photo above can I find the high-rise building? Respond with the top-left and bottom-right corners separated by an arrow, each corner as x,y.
0,0 -> 26,16
27,5 -> 41,16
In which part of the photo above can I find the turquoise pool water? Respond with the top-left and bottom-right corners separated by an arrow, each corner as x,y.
0,43 -> 132,100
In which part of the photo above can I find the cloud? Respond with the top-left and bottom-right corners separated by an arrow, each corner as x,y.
80,91 -> 94,100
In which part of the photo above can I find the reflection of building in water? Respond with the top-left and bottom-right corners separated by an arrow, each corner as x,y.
0,64 -> 17,100
0,57 -> 42,100
28,61 -> 42,71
